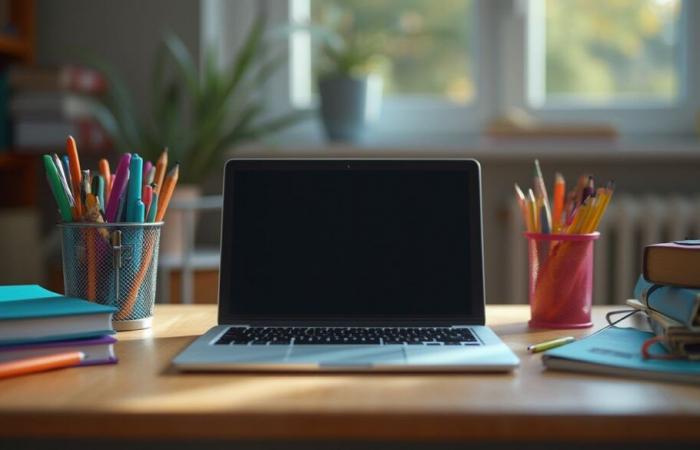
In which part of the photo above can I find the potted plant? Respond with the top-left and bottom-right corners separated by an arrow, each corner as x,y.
85,16 -> 304,254
315,16 -> 383,143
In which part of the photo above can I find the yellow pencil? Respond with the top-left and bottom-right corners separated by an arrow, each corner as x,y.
528,189 -> 538,232
514,183 -> 530,231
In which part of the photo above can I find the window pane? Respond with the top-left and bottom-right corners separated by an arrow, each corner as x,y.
310,0 -> 475,103
538,0 -> 681,104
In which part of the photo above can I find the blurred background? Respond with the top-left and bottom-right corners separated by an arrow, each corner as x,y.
0,0 -> 699,306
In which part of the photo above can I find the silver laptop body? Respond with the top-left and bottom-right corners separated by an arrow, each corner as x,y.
173,158 -> 519,371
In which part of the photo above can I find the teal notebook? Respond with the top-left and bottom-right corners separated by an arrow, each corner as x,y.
0,285 -> 117,345
634,276 -> 700,329
542,326 -> 700,384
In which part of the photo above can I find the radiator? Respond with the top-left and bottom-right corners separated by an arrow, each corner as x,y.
506,195 -> 700,305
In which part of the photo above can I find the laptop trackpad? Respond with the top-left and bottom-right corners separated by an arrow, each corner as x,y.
287,346 -> 406,366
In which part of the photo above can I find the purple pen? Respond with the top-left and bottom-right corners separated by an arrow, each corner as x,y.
143,160 -> 153,183
105,153 -> 132,223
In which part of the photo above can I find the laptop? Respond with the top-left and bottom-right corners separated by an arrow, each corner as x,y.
173,158 -> 519,371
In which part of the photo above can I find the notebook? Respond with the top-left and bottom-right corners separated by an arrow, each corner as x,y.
542,326 -> 700,384
634,276 -> 700,330
0,335 -> 117,365
0,285 -> 116,345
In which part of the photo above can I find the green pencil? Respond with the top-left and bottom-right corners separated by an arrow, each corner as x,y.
43,155 -> 73,222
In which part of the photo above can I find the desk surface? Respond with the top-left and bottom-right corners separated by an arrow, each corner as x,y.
1,305 -> 699,442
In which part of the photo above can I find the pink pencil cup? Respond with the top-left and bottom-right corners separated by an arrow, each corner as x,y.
525,232 -> 600,329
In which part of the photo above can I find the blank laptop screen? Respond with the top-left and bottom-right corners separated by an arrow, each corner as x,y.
219,160 -> 485,322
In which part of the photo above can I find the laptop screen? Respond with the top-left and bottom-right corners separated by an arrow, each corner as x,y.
219,160 -> 485,323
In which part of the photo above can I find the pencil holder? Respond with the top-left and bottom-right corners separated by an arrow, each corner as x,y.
59,222 -> 163,331
525,232 -> 599,329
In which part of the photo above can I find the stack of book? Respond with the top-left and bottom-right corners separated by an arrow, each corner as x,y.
8,65 -> 110,152
0,284 -> 117,371
628,240 -> 700,360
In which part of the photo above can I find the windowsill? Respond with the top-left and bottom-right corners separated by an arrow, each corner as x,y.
235,132 -> 700,161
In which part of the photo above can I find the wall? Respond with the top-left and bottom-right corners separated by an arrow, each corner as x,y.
36,0 -> 201,117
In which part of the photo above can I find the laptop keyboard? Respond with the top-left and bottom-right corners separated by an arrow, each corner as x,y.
214,327 -> 478,346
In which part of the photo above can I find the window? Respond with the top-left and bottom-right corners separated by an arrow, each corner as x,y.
308,0 -> 476,103
528,0 -> 683,106
251,0 -> 699,139
288,0 -> 482,138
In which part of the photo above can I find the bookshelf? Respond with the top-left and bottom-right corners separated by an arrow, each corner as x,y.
0,0 -> 34,63
0,0 -> 34,208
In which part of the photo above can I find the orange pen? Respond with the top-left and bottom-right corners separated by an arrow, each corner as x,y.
99,158 -> 112,202
67,136 -> 83,218
0,351 -> 84,380
156,164 -> 179,222
153,148 -> 168,195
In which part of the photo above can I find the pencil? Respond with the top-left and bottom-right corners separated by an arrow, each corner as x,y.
552,173 -> 565,232
514,183 -> 530,231
66,136 -> 83,218
527,188 -> 538,233
153,148 -> 168,195
0,351 -> 84,379
156,164 -> 179,222
533,160 -> 552,233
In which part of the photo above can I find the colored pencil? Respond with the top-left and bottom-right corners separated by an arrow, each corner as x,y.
153,148 -> 168,195
155,164 -> 178,222
0,351 -> 84,379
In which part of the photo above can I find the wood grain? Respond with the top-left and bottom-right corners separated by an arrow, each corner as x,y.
0,305 -> 698,442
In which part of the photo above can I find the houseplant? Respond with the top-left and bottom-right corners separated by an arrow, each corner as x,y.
315,16 -> 383,143
86,16 -> 304,254
88,16 -> 302,184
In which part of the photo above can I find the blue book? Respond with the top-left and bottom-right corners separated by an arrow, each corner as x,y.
0,285 -> 116,346
634,276 -> 700,330
543,326 -> 700,384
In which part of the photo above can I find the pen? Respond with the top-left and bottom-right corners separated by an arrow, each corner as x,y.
0,351 -> 85,379
93,174 -> 105,212
51,153 -> 75,209
99,158 -> 111,202
142,184 -> 153,218
43,155 -> 73,222
66,136 -> 84,217
126,154 -> 144,222
143,160 -> 153,185
147,190 -> 159,222
146,165 -> 156,185
61,155 -> 71,185
105,153 -> 132,223
528,336 -> 576,353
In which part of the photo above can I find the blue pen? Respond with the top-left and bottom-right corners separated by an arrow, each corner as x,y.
61,155 -> 71,191
126,154 -> 145,222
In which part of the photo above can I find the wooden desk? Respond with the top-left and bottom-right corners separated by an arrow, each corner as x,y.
1,305 -> 699,444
